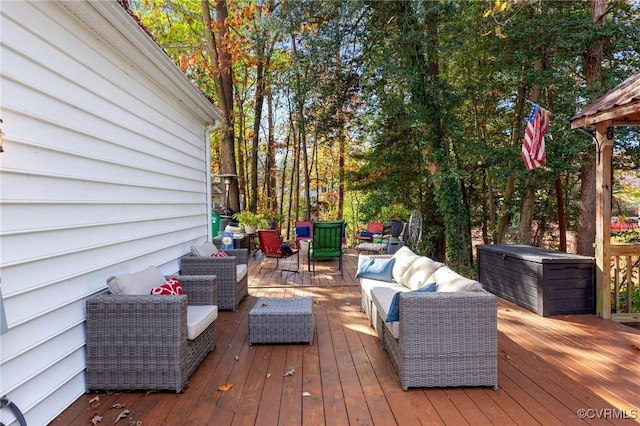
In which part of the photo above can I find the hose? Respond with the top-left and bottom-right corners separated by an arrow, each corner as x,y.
0,395 -> 27,426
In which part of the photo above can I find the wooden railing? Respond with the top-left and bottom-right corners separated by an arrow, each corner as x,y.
610,243 -> 640,322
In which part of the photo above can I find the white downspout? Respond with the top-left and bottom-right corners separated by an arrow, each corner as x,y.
205,123 -> 216,241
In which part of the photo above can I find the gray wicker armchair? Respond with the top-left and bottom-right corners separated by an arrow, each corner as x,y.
86,274 -> 217,394
181,244 -> 248,311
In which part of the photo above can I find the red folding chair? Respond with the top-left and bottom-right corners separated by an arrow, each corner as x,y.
258,229 -> 300,273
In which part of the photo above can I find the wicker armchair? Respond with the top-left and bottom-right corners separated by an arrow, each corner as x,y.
86,274 -> 218,394
181,245 -> 248,311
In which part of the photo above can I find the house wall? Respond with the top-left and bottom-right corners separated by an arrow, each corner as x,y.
0,1 -> 220,424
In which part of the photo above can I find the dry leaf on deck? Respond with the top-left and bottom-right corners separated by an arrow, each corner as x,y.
89,396 -> 100,405
302,392 -> 311,397
284,368 -> 295,377
91,414 -> 103,425
218,383 -> 234,392
266,373 -> 271,378
112,403 -> 126,409
114,409 -> 130,424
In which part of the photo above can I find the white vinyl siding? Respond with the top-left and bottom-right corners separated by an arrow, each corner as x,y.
0,1 -> 220,425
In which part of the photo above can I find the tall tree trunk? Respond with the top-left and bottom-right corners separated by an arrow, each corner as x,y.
518,58 -> 544,243
577,0 -> 606,256
290,34 -> 311,220
201,0 -> 239,213
267,91 -> 278,214
496,84 -> 527,243
250,58 -> 265,212
519,189 -> 536,244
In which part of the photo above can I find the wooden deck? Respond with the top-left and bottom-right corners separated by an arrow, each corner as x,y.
53,250 -> 640,425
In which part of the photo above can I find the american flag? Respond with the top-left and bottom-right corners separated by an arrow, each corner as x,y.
521,103 -> 550,170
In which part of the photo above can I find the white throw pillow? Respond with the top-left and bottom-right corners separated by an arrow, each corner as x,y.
401,256 -> 445,290
191,241 -> 218,257
432,267 -> 483,292
391,246 -> 419,283
107,265 -> 166,295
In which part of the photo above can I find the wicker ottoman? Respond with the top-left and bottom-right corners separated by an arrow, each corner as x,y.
249,297 -> 314,345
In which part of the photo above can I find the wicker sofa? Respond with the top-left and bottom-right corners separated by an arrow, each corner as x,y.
358,247 -> 498,391
181,241 -> 249,311
86,266 -> 218,393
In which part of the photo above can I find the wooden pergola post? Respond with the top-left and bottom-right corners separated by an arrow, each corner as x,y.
570,71 -> 640,321
594,121 -> 613,319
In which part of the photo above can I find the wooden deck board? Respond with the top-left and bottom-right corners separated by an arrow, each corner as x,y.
51,249 -> 640,425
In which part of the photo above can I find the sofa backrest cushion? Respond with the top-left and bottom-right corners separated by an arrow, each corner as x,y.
356,255 -> 396,282
433,266 -> 483,292
391,246 -> 420,283
191,241 -> 219,257
401,256 -> 446,290
107,265 -> 166,295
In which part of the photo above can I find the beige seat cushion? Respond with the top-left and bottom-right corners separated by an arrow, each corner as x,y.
237,264 -> 248,282
186,305 -> 218,340
107,265 -> 166,295
371,285 -> 406,339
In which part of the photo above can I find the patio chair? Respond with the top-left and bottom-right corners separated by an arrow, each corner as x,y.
257,229 -> 300,273
180,241 -> 248,311
86,267 -> 218,393
356,221 -> 384,243
309,220 -> 345,276
294,220 -> 312,247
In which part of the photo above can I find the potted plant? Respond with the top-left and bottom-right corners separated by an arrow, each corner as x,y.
260,208 -> 282,229
233,210 -> 263,234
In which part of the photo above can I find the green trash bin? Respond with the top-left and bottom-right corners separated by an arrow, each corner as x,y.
211,211 -> 221,237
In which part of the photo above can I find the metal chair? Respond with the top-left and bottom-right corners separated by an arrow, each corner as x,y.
309,220 -> 345,276
356,221 -> 384,242
258,229 -> 300,273
294,220 -> 312,247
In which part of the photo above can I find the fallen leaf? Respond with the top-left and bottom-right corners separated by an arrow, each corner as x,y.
302,391 -> 311,397
91,414 -> 103,425
266,373 -> 272,378
114,409 -> 130,424
128,421 -> 143,426
112,403 -> 126,409
234,355 -> 240,361
284,368 -> 295,377
89,396 -> 100,404
345,302 -> 351,306
218,383 -> 234,392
